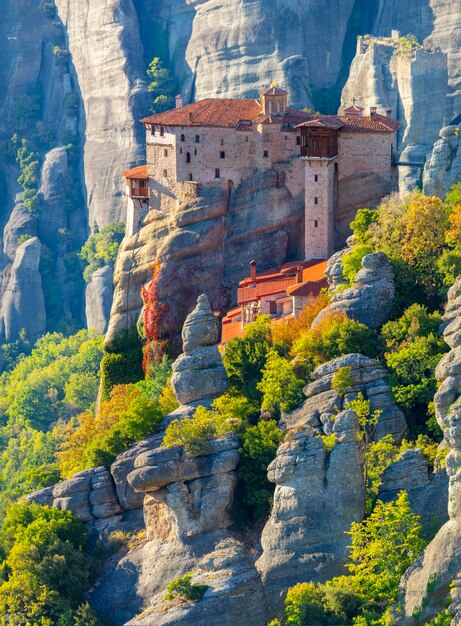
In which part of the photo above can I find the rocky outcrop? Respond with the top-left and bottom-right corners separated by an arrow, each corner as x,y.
27,466 -> 122,523
256,409 -> 365,612
54,0 -> 148,228
38,147 -> 69,246
2,195 -> 37,263
0,237 -> 46,342
313,251 -> 395,330
423,124 -> 461,199
340,34 -> 447,193
378,449 -> 448,537
106,169 -> 305,347
283,353 -> 407,442
399,278 -> 461,623
171,295 -> 228,405
85,266 -> 114,334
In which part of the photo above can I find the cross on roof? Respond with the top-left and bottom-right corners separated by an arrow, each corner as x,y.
352,97 -> 357,105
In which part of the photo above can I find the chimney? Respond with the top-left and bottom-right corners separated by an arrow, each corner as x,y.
188,111 -> 193,122
386,107 -> 392,119
175,95 -> 183,109
370,106 -> 377,117
296,266 -> 303,284
250,260 -> 257,281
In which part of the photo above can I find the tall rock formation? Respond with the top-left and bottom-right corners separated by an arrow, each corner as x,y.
423,124 -> 461,198
399,278 -> 461,624
340,33 -> 447,193
54,0 -> 149,228
257,410 -> 365,613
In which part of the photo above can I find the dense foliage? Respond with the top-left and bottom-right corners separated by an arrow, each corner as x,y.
146,57 -> 177,113
79,223 -> 125,283
0,331 -> 103,519
0,502 -> 100,625
164,572 -> 208,603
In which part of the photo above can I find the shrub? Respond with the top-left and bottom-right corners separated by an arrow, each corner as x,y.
350,208 -> 378,244
15,138 -> 40,214
342,244 -> 373,284
258,349 -> 304,417
332,366 -> 353,397
291,314 -> 381,373
164,572 -> 208,603
381,304 -> 442,349
79,223 -> 125,282
163,404 -> 237,457
232,419 -> 283,526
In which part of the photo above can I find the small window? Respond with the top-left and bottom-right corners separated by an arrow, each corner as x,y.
314,175 -> 319,182
164,149 -> 168,157
263,150 -> 269,158
215,168 -> 221,179
314,197 -> 319,205
186,152 -> 191,163
189,173 -> 193,181
163,169 -> 168,178
285,135 -> 288,140
180,148 -> 183,154
220,151 -> 225,159
334,163 -> 339,173
181,134 -> 185,142
269,300 -> 277,315
314,220 -> 318,228
195,135 -> 200,143
160,127 -> 165,137
296,136 -> 301,146
194,148 -> 197,155
220,139 -> 224,146
150,126 -> 155,136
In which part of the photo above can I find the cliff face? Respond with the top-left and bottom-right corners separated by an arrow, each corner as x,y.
54,0 -> 149,229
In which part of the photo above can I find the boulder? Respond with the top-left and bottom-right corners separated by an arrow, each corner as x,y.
313,252 -> 395,329
423,126 -> 461,199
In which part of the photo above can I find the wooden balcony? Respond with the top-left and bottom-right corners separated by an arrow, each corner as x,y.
131,186 -> 148,198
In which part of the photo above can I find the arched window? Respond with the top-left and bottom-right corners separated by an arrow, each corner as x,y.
181,134 -> 185,142
195,135 -> 200,143
186,152 -> 191,163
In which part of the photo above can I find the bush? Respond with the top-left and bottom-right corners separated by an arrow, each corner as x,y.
164,572 -> 208,603
258,349 -> 304,417
350,208 -> 378,244
291,314 -> 381,374
332,366 -> 353,397
147,57 -> 177,113
381,304 -> 442,349
79,223 -> 125,283
232,420 -> 283,526
342,244 -> 373,284
271,294 -> 330,350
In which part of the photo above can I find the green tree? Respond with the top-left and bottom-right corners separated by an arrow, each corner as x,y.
79,223 -> 125,282
223,315 -> 272,402
147,57 -> 176,113
342,244 -> 373,284
258,349 -> 304,417
350,209 -> 378,244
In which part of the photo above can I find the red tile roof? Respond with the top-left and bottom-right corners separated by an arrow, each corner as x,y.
121,164 -> 148,180
344,105 -> 365,114
261,87 -> 288,96
141,99 -> 262,128
296,113 -> 400,133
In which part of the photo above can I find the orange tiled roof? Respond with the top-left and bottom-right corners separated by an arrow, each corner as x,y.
344,105 -> 365,114
121,164 -> 148,180
141,99 -> 262,128
296,114 -> 400,133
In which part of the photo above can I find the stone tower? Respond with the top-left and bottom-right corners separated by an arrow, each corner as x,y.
298,121 -> 340,259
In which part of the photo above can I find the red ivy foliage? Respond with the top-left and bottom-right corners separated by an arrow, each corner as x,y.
141,260 -> 168,373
